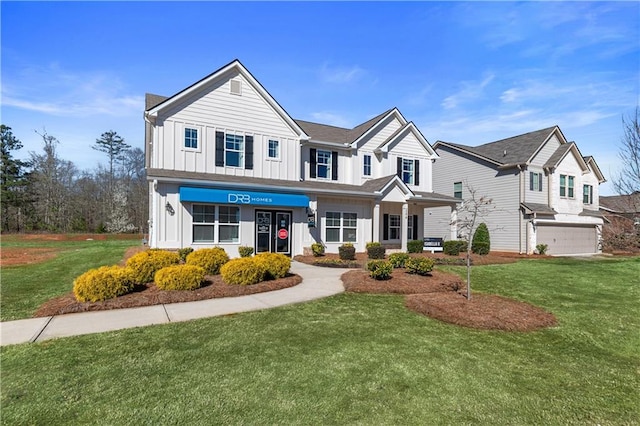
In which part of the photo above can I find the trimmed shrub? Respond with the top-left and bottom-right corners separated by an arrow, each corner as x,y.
472,223 -> 491,255
177,247 -> 194,262
238,246 -> 254,257
407,240 -> 424,254
221,257 -> 266,285
388,252 -> 410,268
311,242 -> 325,257
254,252 -> 291,279
367,242 -> 385,259
73,265 -> 135,302
406,257 -> 435,276
443,240 -> 468,256
154,265 -> 206,291
536,243 -> 549,255
126,250 -> 181,284
366,260 -> 393,280
186,247 -> 229,275
339,243 -> 356,260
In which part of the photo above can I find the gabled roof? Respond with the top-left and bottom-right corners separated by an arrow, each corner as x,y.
145,93 -> 168,110
144,59 -> 309,139
434,126 -> 561,169
583,155 -> 606,183
543,142 -> 589,173
375,122 -> 438,158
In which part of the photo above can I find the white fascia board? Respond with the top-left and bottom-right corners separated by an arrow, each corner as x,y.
527,126 -> 561,165
349,108 -> 407,149
379,122 -> 438,158
378,175 -> 413,197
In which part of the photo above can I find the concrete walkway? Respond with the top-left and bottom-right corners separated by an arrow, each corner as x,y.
0,261 -> 345,347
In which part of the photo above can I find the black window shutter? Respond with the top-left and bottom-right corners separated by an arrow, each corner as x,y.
383,214 -> 389,240
310,148 -> 317,178
539,173 -> 543,192
529,172 -> 534,191
415,160 -> 420,185
396,157 -> 402,178
412,215 -> 418,241
215,131 -> 225,167
331,151 -> 338,181
245,135 -> 253,170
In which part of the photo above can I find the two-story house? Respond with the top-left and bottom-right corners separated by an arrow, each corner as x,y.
144,60 -> 458,257
424,126 -> 606,255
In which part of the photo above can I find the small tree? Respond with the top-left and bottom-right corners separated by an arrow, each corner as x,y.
613,108 -> 640,198
471,223 -> 490,255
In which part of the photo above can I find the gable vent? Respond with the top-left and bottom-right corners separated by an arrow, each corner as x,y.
230,79 -> 242,96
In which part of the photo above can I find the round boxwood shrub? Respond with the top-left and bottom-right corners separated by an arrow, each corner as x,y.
366,242 -> 385,259
311,242 -> 325,257
126,250 -> 181,284
405,257 -> 435,276
472,223 -> 491,255
154,264 -> 206,291
220,257 -> 266,285
407,240 -> 424,253
186,247 -> 229,275
73,265 -> 135,302
366,260 -> 393,280
339,243 -> 356,260
388,252 -> 410,268
254,252 -> 290,280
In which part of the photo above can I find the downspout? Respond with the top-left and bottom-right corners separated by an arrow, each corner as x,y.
518,165 -> 524,254
151,179 -> 158,248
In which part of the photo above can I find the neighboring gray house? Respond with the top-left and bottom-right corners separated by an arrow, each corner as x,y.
425,126 -> 606,255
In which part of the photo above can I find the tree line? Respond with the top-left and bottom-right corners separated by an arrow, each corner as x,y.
1,125 -> 148,234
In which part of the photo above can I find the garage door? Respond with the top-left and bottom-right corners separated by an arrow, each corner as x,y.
537,225 -> 597,255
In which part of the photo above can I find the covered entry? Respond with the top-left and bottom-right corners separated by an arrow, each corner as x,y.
537,224 -> 598,255
255,210 -> 292,255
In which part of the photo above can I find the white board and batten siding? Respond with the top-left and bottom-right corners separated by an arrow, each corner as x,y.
428,147 -> 521,251
316,196 -> 373,253
152,70 -> 301,182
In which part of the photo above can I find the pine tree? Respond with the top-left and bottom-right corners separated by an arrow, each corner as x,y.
1,125 -> 29,231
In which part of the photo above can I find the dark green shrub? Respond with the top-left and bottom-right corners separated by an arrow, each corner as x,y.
407,240 -> 424,253
186,247 -> 229,274
472,223 -> 490,255
338,243 -> 356,260
388,252 -> 410,268
536,243 -> 548,255
238,246 -> 254,257
178,247 -> 194,262
154,265 -> 205,291
366,260 -> 393,280
312,259 -> 360,268
254,252 -> 290,279
367,242 -> 385,259
311,243 -> 325,257
126,250 -> 181,284
220,257 -> 266,285
443,240 -> 468,255
406,257 -> 435,275
73,265 -> 135,302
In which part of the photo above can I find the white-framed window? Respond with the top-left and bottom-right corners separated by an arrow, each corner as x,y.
317,149 -> 332,179
407,218 -> 414,240
192,204 -> 240,243
583,185 -> 593,204
454,182 -> 463,199
402,158 -> 415,185
225,134 -> 244,167
389,214 -> 401,240
184,128 -> 198,149
326,212 -> 357,243
560,174 -> 575,198
267,139 -> 280,160
363,154 -> 372,177
530,172 -> 542,191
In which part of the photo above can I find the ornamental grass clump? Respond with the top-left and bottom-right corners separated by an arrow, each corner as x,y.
254,252 -> 290,280
366,260 -> 393,280
126,250 -> 181,284
73,265 -> 136,302
388,252 -> 410,268
186,247 -> 229,274
154,265 -> 206,291
220,257 -> 266,285
405,257 -> 435,276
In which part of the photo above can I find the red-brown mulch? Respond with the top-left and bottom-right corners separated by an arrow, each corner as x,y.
294,251 -> 525,267
33,274 -> 302,317
405,292 -> 558,332
0,247 -> 59,267
342,269 -> 463,294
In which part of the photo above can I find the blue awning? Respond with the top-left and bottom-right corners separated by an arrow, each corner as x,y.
179,187 -> 309,208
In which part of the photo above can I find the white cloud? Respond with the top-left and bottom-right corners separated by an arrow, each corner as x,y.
441,73 -> 495,110
319,63 -> 366,84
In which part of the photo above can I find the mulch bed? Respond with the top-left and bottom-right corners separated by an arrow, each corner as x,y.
34,274 -> 302,317
342,269 -> 463,294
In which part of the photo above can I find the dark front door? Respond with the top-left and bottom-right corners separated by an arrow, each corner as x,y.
255,210 -> 291,255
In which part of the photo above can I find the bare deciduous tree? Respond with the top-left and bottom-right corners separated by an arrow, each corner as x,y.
613,108 -> 640,202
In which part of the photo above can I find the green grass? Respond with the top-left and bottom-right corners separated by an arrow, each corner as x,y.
2,256 -> 639,425
1,237 -> 139,321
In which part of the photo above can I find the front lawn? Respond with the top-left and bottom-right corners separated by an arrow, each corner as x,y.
2,257 -> 638,424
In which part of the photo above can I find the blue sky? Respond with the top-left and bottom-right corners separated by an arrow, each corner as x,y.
2,1 -> 638,195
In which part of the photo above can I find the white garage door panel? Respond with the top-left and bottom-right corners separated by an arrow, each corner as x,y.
537,225 -> 597,255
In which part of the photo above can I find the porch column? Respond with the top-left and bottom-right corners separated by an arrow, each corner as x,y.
401,203 -> 409,251
372,201 -> 380,242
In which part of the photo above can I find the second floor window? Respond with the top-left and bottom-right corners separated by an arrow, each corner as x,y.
225,134 -> 244,167
309,148 -> 338,180
454,182 -> 463,199
184,128 -> 198,149
530,172 -> 542,191
396,157 -> 420,185
363,154 -> 371,176
583,185 -> 593,204
215,131 -> 253,170
560,174 -> 575,198
268,139 -> 279,159
317,150 -> 331,179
